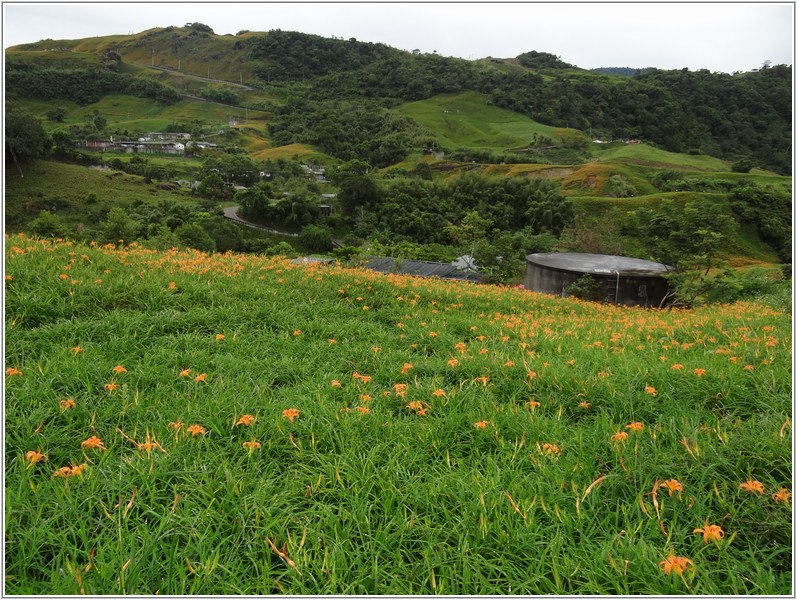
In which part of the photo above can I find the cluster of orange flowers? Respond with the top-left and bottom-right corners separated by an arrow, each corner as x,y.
53,463 -> 87,478
7,234 -> 791,589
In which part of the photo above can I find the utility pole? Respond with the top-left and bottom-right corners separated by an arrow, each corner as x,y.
151,48 -> 154,66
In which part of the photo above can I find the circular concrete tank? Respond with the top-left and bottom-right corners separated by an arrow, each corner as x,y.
525,252 -> 672,307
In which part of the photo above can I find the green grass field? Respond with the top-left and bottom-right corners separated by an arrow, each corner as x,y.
591,143 -> 730,171
4,234 -> 791,594
4,160 -> 199,232
398,91 -> 568,151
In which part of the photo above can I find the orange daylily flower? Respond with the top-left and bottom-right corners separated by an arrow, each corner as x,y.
187,424 -> 206,437
25,450 -> 47,465
282,408 -> 300,422
671,363 -> 684,371
215,334 -> 225,341
407,401 -> 428,416
81,436 -> 106,451
179,369 -> 192,377
693,368 -> 706,377
393,383 -> 408,398
136,431 -> 164,453
432,389 -> 446,398
527,400 -> 541,409
53,466 -> 73,478
168,421 -> 183,431
658,553 -> 694,576
355,406 -> 370,414
59,398 -> 77,411
5,367 -> 23,377
644,385 -> 658,397
541,443 -> 561,456
772,488 -> 791,504
611,431 -> 628,443
104,382 -> 119,392
292,330 -> 302,337
331,379 -> 341,388
447,358 -> 459,368
693,522 -> 724,544
112,365 -> 127,374
401,363 -> 413,375
474,420 -> 488,429
236,414 -> 256,427
660,479 -> 684,495
359,394 -> 372,403
242,440 -> 261,450
53,463 -> 87,478
71,346 -> 84,354
739,480 -> 765,494
578,401 -> 591,409
194,373 -> 207,382
625,422 -> 644,432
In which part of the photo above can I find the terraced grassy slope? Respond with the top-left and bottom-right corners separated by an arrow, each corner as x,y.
398,91 -> 571,151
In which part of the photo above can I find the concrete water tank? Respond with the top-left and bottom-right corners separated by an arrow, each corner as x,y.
525,252 -> 672,307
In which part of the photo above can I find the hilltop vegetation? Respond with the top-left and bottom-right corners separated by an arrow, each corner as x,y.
4,25 -> 792,300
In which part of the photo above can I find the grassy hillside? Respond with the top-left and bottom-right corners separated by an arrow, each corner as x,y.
5,28 -> 791,274
4,159 -> 198,231
398,91 -> 567,151
591,143 -> 730,171
5,235 -> 791,594
8,27 -> 261,85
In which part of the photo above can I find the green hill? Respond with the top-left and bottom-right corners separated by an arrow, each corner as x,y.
8,26 -> 791,174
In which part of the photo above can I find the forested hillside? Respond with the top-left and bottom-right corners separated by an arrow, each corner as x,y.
7,27 -> 792,173
236,31 -> 791,174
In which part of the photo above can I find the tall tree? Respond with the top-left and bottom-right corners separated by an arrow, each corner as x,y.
5,106 -> 51,177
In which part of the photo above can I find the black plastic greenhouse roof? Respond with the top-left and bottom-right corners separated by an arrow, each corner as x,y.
363,257 -> 482,282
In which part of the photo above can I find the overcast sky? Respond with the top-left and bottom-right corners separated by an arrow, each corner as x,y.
3,2 -> 793,73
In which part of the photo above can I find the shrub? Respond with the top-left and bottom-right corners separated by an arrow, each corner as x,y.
565,274 -> 604,301
299,224 -> 334,252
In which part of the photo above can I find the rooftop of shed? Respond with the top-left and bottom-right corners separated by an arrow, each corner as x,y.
526,253 -> 672,276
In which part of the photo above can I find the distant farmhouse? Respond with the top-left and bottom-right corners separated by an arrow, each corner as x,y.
83,132 -> 217,155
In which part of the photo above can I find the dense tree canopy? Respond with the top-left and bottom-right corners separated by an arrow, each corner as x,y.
5,105 -> 51,177
244,32 -> 791,174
